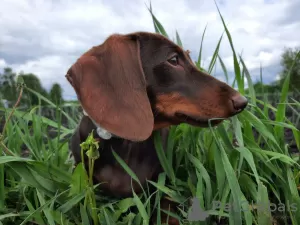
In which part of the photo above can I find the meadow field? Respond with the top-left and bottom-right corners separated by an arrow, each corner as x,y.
1,7 -> 300,225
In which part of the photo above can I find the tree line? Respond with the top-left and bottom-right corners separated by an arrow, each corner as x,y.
249,46 -> 300,95
0,67 -> 63,108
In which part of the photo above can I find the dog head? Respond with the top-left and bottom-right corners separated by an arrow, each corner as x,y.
66,32 -> 248,141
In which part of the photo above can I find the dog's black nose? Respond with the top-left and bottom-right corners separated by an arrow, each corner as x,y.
231,94 -> 248,111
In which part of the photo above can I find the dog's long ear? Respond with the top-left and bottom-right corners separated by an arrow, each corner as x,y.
66,34 -> 154,141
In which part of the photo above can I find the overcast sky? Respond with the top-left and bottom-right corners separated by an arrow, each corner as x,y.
1,0 -> 299,100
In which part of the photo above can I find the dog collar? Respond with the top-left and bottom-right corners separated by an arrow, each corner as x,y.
82,110 -> 113,140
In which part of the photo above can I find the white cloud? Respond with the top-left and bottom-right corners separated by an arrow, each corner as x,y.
275,73 -> 281,81
0,0 -> 299,100
0,59 -> 7,70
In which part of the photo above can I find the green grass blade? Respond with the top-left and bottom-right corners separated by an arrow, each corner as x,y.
197,24 -> 208,68
274,51 -> 300,140
175,30 -> 183,47
214,0 -> 244,94
208,34 -> 223,74
218,55 -> 229,83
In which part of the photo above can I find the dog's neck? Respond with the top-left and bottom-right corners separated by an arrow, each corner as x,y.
81,109 -> 170,141
82,110 -> 116,140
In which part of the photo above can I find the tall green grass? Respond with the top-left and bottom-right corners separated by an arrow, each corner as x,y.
1,4 -> 300,225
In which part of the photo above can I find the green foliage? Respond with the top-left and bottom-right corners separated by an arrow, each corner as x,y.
0,4 -> 300,225
18,73 -> 49,106
0,68 -> 18,106
0,69 -> 65,108
49,83 -> 63,105
279,47 -> 300,91
251,82 -> 281,94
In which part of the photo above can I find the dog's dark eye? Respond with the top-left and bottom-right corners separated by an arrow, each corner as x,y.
168,55 -> 179,66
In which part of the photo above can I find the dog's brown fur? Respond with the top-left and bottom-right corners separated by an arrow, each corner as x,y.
66,32 -> 248,224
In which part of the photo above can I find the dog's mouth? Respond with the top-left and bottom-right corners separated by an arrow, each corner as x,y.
175,112 -> 224,127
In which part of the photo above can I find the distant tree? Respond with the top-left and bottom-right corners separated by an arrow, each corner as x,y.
278,47 -> 300,91
49,83 -> 63,105
252,81 -> 281,94
18,73 -> 49,106
0,67 -> 18,107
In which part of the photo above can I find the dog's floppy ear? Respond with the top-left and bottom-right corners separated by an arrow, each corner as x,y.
66,34 -> 154,141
